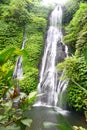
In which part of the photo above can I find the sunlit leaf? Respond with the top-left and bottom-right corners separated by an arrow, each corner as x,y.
0,115 -> 6,121
3,101 -> 12,112
0,47 -> 27,66
28,91 -> 36,99
0,48 -> 16,66
21,119 -> 32,127
27,91 -> 37,104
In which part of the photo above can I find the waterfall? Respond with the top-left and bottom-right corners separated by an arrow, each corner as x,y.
35,5 -> 69,108
13,31 -> 26,82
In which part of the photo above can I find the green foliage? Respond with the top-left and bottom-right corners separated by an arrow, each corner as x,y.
0,47 -> 26,66
0,91 -> 37,130
25,34 -> 43,67
62,0 -> 80,25
20,68 -> 38,94
58,57 -> 77,80
61,1 -> 87,116
0,0 -> 10,4
0,0 -> 51,94
75,27 -> 87,57
0,20 -> 23,50
63,3 -> 87,53
67,84 -> 87,111
0,47 -> 27,98
28,16 -> 47,33
0,47 -> 37,130
1,0 -> 30,26
20,33 -> 44,93
84,46 -> 87,64
57,56 -> 87,111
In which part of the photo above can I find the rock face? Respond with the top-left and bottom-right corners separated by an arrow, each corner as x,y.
56,40 -> 66,65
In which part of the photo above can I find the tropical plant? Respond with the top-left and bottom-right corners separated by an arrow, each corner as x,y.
0,47 -> 27,98
0,91 -> 37,130
0,47 -> 38,129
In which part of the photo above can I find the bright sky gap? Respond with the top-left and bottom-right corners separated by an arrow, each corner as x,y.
42,0 -> 68,5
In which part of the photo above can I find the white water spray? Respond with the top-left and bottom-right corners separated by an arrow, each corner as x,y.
35,6 -> 69,108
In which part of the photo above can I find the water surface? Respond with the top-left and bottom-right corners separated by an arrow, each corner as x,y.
25,106 -> 87,130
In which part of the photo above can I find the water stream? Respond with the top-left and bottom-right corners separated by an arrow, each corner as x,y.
35,5 -> 68,108
13,31 -> 26,81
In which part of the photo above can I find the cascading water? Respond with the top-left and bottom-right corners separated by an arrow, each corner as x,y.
13,56 -> 23,80
13,31 -> 26,82
36,5 -> 69,108
12,31 -> 26,107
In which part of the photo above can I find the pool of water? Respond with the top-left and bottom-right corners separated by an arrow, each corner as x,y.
24,106 -> 87,130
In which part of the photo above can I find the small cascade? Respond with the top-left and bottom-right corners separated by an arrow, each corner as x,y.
56,45 -> 69,108
13,56 -> 23,80
56,69 -> 69,108
36,5 -> 69,108
10,31 -> 26,107
13,31 -> 26,82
